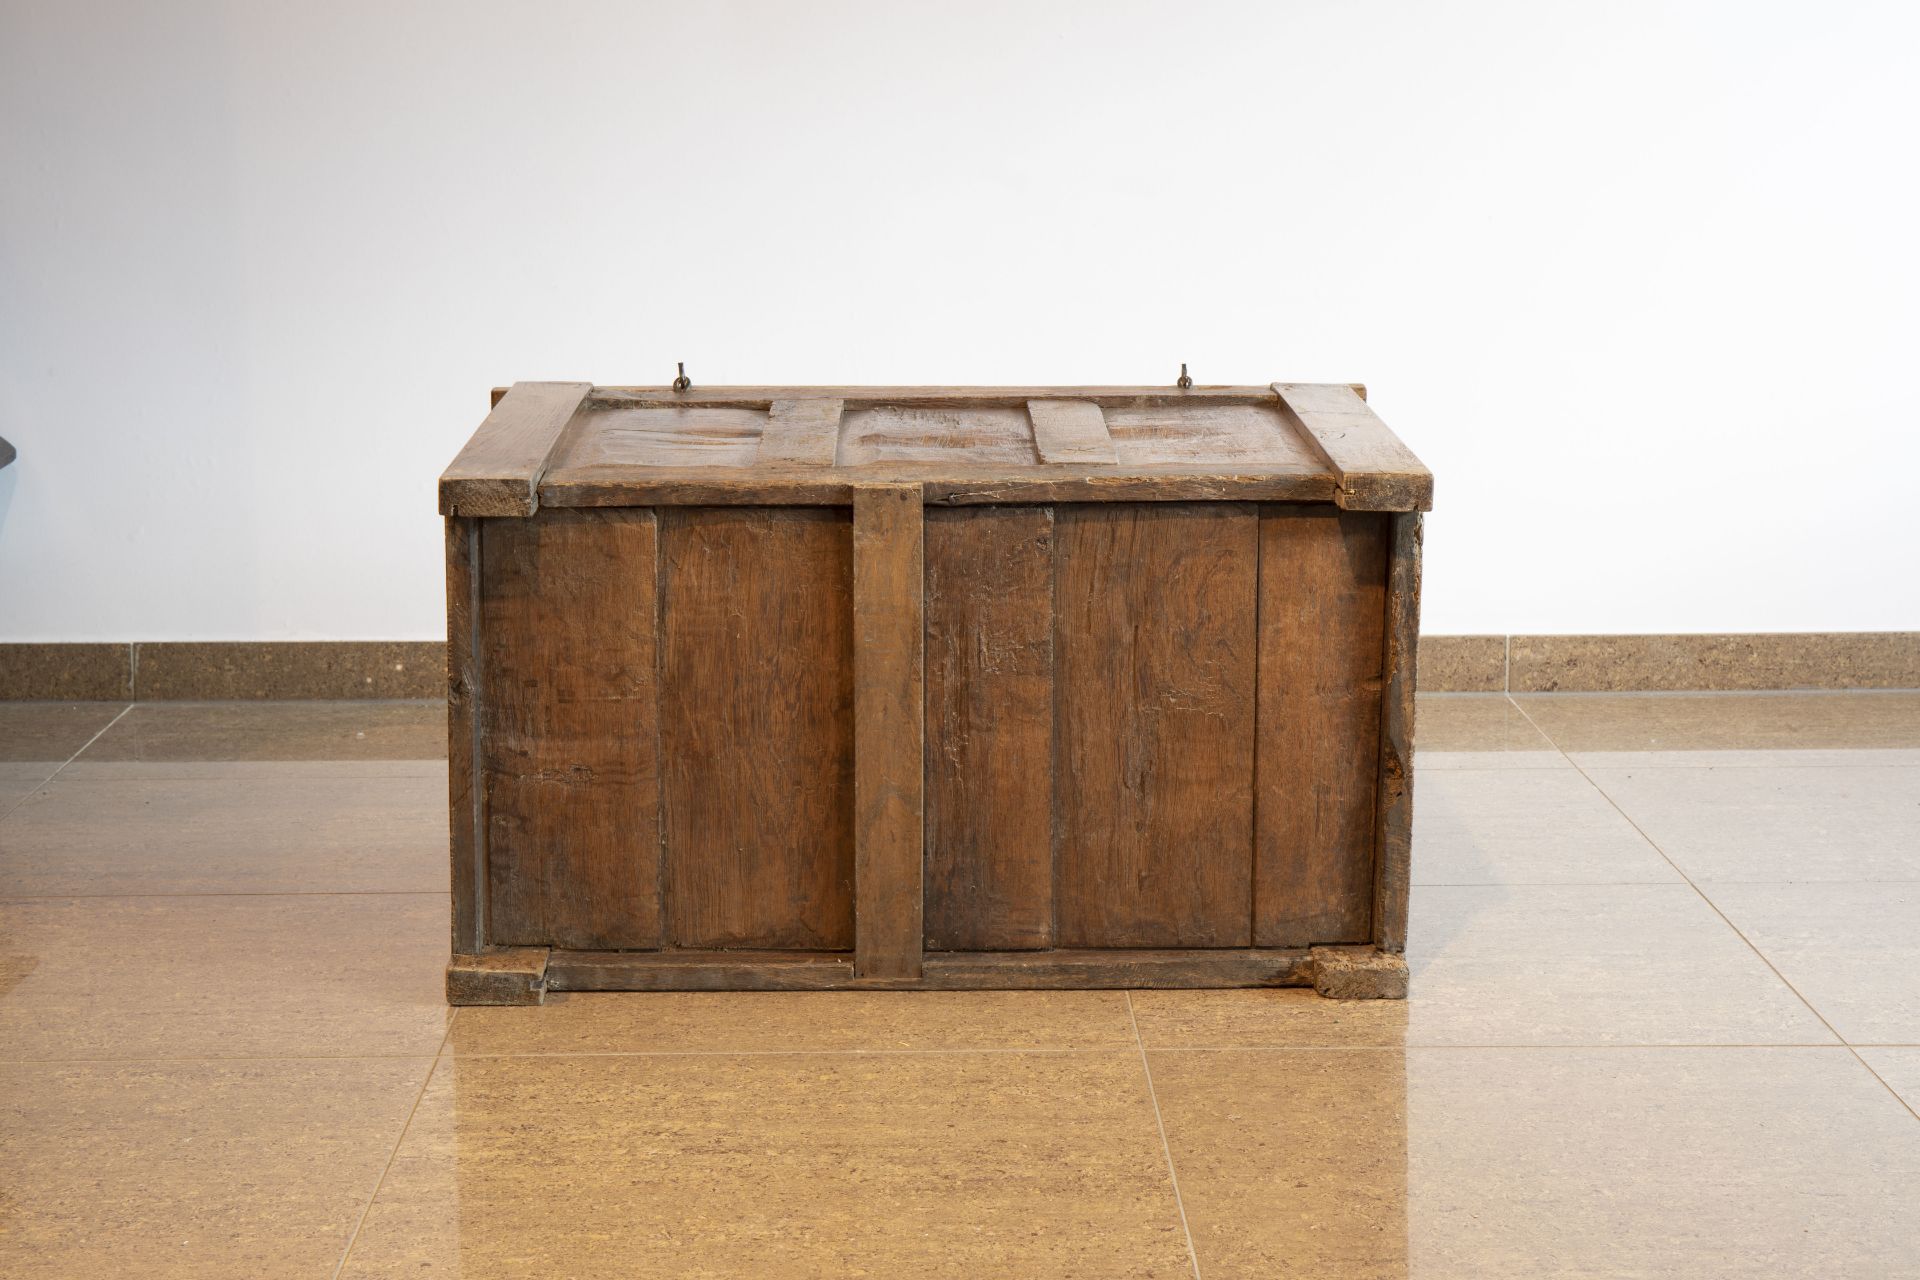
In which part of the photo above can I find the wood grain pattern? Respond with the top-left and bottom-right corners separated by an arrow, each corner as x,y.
1256,506 -> 1389,947
1106,403 -> 1322,469
440,381 -> 592,516
1374,512 -> 1423,953
541,468 -> 1339,509
758,398 -> 844,466
660,507 -> 855,949
1054,504 -> 1258,948
852,485 -> 925,979
547,947 -> 1316,991
923,506 -> 1056,950
548,406 -> 764,469
480,509 -> 661,950
445,516 -> 483,954
1028,400 -> 1116,464
838,406 -> 1037,466
592,385 -> 1349,407
1273,382 -> 1432,512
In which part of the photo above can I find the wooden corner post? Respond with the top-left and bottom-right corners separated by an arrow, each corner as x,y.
1373,511 -> 1422,953
853,483 -> 926,979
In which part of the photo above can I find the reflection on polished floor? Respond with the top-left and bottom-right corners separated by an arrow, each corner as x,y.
3,692 -> 1919,1278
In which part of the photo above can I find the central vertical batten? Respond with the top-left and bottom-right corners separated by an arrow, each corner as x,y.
853,483 -> 926,979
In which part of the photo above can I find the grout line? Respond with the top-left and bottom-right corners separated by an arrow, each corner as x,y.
331,1009 -> 457,1279
1128,991 -> 1202,1280
1506,695 -> 1920,1126
1503,634 -> 1511,693
0,703 -> 134,823
6,1041 -> 1901,1068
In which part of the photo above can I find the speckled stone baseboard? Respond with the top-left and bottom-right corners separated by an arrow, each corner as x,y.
0,642 -> 444,700
1505,632 -> 1920,693
2,634 -> 1915,698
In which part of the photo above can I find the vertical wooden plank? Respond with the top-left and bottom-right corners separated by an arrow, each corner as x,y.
1255,506 -> 1389,947
758,398 -> 844,466
445,515 -> 484,954
661,507 -> 855,949
923,506 -> 1055,951
1055,503 -> 1257,948
481,509 -> 662,950
1374,512 -> 1423,953
853,484 -> 925,978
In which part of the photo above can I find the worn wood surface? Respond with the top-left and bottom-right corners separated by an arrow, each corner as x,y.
852,485 -> 925,978
1273,382 -> 1432,512
1054,503 -> 1258,947
838,406 -> 1037,466
541,468 -> 1338,509
480,510 -> 661,950
1256,507 -> 1388,946
593,385 -> 1358,408
923,506 -> 1056,950
758,397 -> 844,466
660,507 -> 855,949
446,948 -> 550,1005
1374,513 -> 1423,953
445,516 -> 483,954
546,947 -> 1319,992
440,381 -> 592,516
1028,400 -> 1116,464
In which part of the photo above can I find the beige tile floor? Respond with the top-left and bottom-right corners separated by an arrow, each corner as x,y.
1,692 -> 1917,1278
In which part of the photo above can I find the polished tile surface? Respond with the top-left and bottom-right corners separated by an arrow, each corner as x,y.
1413,767 -> 1680,884
451,989 -> 1138,1056
1589,763 -> 1920,882
81,700 -> 445,762
1152,1046 -> 1920,1278
1703,881 -> 1920,1045
0,694 -> 1914,1278
0,1056 -> 434,1279
1412,693 -> 1563,769
0,893 -> 450,1060
0,772 -> 448,896
340,1051 -> 1192,1279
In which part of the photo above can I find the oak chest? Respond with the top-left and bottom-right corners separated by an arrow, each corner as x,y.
440,380 -> 1430,1003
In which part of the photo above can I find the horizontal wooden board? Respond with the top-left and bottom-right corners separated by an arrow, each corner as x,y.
441,381 -> 591,516
546,948 -> 1314,991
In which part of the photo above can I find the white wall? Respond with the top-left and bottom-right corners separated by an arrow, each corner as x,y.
3,0 -> 1916,641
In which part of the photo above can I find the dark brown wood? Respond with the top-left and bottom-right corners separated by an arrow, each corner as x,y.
445,381 -> 1425,1000
445,516 -> 483,954
1374,513 -> 1422,953
923,506 -> 1056,950
480,510 -> 662,950
1028,399 -> 1116,464
544,947 -> 1316,993
660,507 -> 855,949
852,484 -> 925,979
541,468 -> 1339,509
1273,382 -> 1432,512
1054,503 -> 1258,948
759,397 -> 844,466
1256,507 -> 1389,946
440,381 -> 592,516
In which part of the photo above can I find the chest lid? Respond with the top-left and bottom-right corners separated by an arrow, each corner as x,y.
440,382 -> 1431,516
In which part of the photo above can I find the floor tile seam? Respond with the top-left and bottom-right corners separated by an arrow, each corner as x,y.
0,889 -> 451,905
331,1008 -> 457,1280
1413,878 -> 1920,888
1138,1042 -> 1863,1052
1509,689 -> 1920,701
1126,991 -> 1203,1280
443,1045 -> 1152,1060
0,1052 -> 449,1066
0,703 -> 134,825
0,889 -> 456,901
1506,696 -> 1853,1053
1567,761 -> 1920,770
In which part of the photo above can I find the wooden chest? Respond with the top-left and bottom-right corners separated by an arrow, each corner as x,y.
440,381 -> 1430,1003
